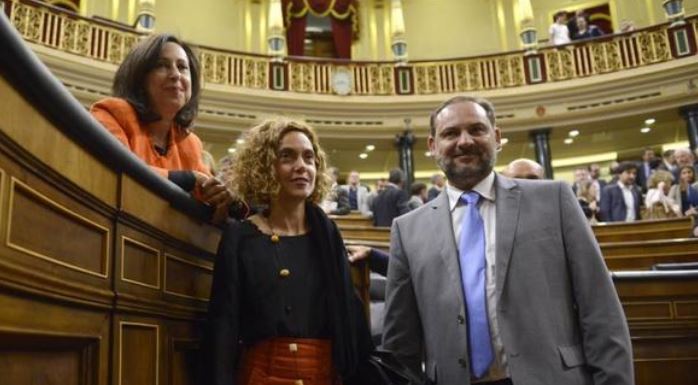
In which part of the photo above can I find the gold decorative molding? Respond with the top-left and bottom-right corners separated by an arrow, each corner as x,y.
120,236 -> 161,290
5,177 -> 110,279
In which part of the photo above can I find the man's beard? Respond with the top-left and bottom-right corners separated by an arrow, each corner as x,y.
437,149 -> 496,189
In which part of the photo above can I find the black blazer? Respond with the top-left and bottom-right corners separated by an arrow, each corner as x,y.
599,183 -> 642,222
370,185 -> 409,227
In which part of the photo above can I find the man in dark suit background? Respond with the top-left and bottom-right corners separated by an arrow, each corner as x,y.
370,168 -> 409,227
636,147 -> 657,192
600,161 -> 641,222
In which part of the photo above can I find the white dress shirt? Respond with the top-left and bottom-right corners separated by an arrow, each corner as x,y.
549,23 -> 571,45
618,181 -> 637,222
446,172 -> 509,382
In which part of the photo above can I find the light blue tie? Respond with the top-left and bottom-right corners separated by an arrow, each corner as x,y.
458,192 -> 493,378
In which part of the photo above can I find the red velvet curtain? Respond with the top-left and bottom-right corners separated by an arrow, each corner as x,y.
286,16 -> 307,56
282,0 -> 358,58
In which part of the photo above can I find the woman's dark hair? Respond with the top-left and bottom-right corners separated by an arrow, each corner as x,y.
112,33 -> 200,130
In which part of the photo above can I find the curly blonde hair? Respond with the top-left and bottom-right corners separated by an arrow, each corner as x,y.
647,169 -> 674,189
228,118 -> 331,206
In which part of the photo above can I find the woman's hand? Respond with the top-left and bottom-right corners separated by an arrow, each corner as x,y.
193,171 -> 234,206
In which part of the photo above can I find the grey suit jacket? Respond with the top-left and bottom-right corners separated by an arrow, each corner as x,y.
382,175 -> 633,385
341,184 -> 372,216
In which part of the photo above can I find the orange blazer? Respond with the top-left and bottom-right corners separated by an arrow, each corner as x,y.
90,97 -> 211,179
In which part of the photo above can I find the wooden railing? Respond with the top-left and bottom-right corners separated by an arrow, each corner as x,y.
336,215 -> 698,270
6,0 -> 698,96
612,270 -> 698,385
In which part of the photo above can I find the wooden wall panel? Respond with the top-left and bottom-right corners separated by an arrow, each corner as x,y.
633,335 -> 698,385
0,292 -> 109,385
164,253 -> 212,302
0,329 -> 100,385
118,321 -> 159,385
122,236 -> 161,289
169,338 -> 199,385
7,178 -> 110,278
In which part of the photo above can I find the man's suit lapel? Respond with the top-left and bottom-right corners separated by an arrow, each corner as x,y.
430,191 -> 464,304
494,175 -> 521,303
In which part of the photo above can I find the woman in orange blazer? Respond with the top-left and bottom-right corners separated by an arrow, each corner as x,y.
91,34 -> 234,217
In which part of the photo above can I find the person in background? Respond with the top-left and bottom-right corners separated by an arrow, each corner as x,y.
370,168 -> 409,227
427,173 -> 445,201
599,161 -> 641,222
200,118 -> 372,385
577,179 -> 600,224
575,14 -> 604,40
549,10 -> 571,45
407,182 -> 427,211
668,165 -> 698,216
571,166 -> 591,195
502,158 -> 544,179
644,170 -> 680,219
636,147 -> 657,193
90,34 -> 234,220
342,170 -> 371,216
321,167 -> 351,215
567,10 -> 585,40
672,148 -> 698,182
657,149 -> 677,173
588,163 -> 607,202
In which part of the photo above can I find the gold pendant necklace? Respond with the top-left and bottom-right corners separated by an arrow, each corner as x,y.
265,214 -> 290,278
265,213 -> 281,243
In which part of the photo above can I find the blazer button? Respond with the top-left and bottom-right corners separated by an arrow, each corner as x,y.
458,358 -> 467,368
457,315 -> 465,324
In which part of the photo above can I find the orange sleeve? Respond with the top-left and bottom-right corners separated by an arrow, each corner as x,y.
90,98 -> 170,179
90,98 -> 132,149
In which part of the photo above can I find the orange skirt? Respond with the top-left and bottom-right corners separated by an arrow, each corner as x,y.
237,337 -> 342,385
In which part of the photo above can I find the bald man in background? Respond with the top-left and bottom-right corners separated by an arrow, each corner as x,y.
503,158 -> 545,180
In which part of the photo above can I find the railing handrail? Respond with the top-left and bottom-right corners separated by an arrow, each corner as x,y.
0,10 -> 213,222
612,270 -> 698,280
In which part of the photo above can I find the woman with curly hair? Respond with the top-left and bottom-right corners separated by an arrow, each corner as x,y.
200,118 -> 373,385
644,170 -> 680,219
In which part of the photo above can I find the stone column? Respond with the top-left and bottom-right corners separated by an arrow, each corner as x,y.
530,128 -> 553,179
395,123 -> 415,189
680,104 -> 698,152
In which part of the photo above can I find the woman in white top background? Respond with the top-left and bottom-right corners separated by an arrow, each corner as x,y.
549,11 -> 571,45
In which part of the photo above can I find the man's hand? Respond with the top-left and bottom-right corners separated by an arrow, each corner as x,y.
346,245 -> 371,263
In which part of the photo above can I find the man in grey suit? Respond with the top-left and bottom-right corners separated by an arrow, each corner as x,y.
382,96 -> 633,385
342,170 -> 372,216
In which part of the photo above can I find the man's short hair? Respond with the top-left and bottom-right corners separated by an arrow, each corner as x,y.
615,161 -> 638,174
388,168 -> 405,184
429,96 -> 496,137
